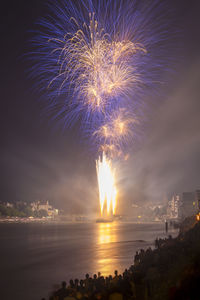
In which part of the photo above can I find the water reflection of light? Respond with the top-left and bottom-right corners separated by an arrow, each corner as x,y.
96,223 -> 118,276
98,223 -> 116,244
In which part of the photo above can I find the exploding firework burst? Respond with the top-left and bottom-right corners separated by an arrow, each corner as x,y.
30,0 -> 175,136
49,12 -> 146,114
30,0 -> 176,216
93,108 -> 140,157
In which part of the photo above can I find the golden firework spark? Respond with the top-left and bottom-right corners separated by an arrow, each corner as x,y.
94,108 -> 139,157
49,13 -> 146,112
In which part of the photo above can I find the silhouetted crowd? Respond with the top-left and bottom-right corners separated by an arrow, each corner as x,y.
42,219 -> 200,300
49,269 -> 134,300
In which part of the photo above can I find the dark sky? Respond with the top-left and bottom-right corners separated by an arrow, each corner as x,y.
1,0 -> 200,214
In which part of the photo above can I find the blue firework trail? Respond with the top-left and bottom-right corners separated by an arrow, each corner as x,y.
29,0 -> 176,157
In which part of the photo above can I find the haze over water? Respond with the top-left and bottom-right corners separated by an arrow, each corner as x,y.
0,222 -> 178,300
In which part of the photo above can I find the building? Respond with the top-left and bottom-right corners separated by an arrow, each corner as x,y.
167,194 -> 181,219
195,190 -> 200,211
180,192 -> 196,219
31,200 -> 51,212
31,200 -> 58,217
5,202 -> 14,208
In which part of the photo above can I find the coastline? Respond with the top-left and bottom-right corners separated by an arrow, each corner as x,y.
0,216 -> 172,225
0,216 -> 55,223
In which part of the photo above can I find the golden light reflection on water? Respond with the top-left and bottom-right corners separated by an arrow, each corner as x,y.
96,223 -> 118,276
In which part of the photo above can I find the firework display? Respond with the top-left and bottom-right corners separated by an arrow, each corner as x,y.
30,0 -> 175,216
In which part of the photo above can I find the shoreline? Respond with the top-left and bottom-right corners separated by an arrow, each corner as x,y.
0,216 -> 175,225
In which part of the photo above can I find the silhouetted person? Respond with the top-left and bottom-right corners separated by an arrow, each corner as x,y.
74,278 -> 79,289
78,279 -> 85,294
54,281 -> 68,300
84,273 -> 90,291
112,270 -> 119,287
165,220 -> 168,233
69,279 -> 75,289
134,251 -> 140,264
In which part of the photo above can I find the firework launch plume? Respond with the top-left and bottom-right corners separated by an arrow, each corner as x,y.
30,0 -> 176,216
96,152 -> 117,216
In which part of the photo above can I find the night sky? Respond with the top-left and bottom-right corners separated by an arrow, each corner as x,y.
1,0 -> 200,214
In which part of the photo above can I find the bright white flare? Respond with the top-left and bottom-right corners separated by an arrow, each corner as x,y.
96,152 -> 117,216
